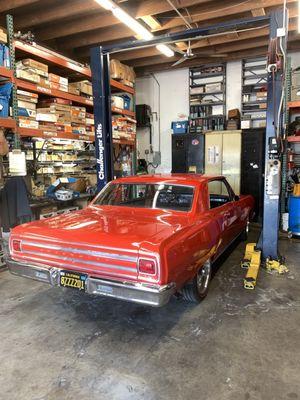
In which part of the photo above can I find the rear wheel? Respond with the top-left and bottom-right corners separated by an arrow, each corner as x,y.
240,220 -> 250,241
181,260 -> 212,303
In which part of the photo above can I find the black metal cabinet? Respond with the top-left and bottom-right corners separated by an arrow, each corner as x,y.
241,128 -> 265,222
172,133 -> 205,174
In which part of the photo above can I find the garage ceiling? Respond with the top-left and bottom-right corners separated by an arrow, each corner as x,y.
0,0 -> 299,75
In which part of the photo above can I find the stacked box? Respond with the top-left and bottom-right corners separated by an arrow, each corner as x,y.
16,58 -> 48,85
17,89 -> 39,129
49,73 -> 68,92
110,59 -> 135,86
112,115 -> 136,141
0,27 -> 7,43
71,106 -> 86,134
69,80 -> 92,97
37,98 -> 72,134
85,112 -> 94,135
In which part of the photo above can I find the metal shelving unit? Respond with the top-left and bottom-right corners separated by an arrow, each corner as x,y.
241,57 -> 268,128
189,63 -> 226,133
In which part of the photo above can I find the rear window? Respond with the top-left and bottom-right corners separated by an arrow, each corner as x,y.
93,183 -> 194,212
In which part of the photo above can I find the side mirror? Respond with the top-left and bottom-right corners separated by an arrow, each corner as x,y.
234,195 -> 240,201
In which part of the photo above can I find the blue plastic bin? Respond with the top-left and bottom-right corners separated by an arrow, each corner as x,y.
0,82 -> 12,117
288,195 -> 300,236
122,94 -> 131,110
171,120 -> 188,134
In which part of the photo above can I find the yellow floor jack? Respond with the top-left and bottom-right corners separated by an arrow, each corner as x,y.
241,243 -> 288,289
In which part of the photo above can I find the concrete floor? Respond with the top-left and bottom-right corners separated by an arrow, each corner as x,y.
0,231 -> 300,400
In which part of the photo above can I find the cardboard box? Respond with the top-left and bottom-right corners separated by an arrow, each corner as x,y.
69,80 -> 92,96
205,83 -> 222,93
68,85 -> 80,95
110,59 -> 135,83
111,95 -> 124,109
228,109 -> 240,119
38,98 -> 71,105
18,107 -> 36,118
256,91 -> 267,98
291,87 -> 300,101
21,58 -> 48,73
48,73 -> 68,86
19,118 -> 39,129
0,28 -> 7,43
16,68 -> 40,83
17,89 -> 39,99
36,113 -> 58,123
50,81 -> 68,92
190,86 -> 204,95
72,125 -> 86,135
241,120 -> 251,129
259,103 -> 267,109
18,100 -> 37,110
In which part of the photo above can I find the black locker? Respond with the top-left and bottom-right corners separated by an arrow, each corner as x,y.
241,128 -> 265,222
172,133 -> 205,174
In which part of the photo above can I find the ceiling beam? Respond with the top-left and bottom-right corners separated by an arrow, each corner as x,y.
57,0 -> 297,51
135,40 -> 300,76
0,0 -> 39,13
158,0 -> 296,31
16,0 -> 211,32
252,8 -> 266,16
127,36 -> 270,68
14,0 -> 101,29
106,16 -> 298,63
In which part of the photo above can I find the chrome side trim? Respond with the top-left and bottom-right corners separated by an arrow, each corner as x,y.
7,258 -> 175,307
21,240 -> 137,263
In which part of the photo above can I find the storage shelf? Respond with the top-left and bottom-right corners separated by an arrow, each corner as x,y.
111,107 -> 135,118
0,66 -> 13,79
16,78 -> 93,106
190,101 -> 224,106
18,127 -> 95,142
190,91 -> 224,96
14,40 -> 91,78
190,71 -> 224,79
288,101 -> 300,109
110,79 -> 135,95
14,40 -> 135,96
190,114 -> 225,120
0,117 -> 17,129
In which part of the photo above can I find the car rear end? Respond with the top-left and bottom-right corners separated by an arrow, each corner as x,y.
8,231 -> 175,307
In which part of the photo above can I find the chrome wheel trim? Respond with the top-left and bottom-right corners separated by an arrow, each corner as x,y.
246,220 -> 250,234
196,261 -> 211,295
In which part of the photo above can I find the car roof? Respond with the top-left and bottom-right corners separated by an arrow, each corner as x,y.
113,174 -> 225,186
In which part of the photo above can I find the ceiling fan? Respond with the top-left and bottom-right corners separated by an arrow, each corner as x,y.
171,41 -> 227,67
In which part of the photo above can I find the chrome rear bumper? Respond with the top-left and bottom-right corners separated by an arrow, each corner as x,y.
7,258 -> 176,307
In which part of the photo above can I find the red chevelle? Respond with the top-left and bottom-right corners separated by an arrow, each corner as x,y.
7,174 -> 254,306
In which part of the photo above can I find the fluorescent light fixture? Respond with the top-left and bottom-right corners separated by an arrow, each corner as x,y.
156,44 -> 175,57
94,0 -> 114,10
94,0 -> 175,56
112,7 -> 154,40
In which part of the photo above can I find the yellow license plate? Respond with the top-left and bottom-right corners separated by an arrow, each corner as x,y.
59,271 -> 87,291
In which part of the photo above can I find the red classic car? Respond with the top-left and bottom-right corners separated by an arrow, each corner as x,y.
7,174 -> 254,306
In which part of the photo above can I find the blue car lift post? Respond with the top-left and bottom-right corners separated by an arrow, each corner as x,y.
90,10 -> 288,284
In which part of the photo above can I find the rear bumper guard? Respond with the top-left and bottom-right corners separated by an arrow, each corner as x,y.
7,258 -> 176,307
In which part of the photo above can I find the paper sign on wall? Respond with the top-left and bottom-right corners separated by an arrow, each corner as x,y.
208,146 -> 220,165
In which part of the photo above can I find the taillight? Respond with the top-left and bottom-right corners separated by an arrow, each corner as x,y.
138,258 -> 156,275
12,239 -> 22,252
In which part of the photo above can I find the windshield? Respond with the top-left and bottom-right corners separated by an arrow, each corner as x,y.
93,183 -> 194,212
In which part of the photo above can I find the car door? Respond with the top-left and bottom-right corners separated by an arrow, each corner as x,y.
207,179 -> 237,253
